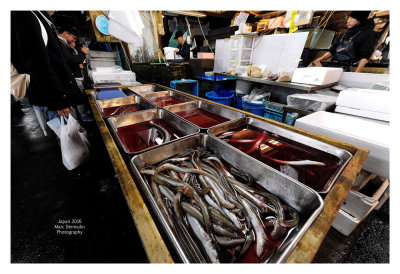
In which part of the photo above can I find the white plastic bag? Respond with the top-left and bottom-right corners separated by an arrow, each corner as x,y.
60,115 -> 91,170
47,117 -> 61,138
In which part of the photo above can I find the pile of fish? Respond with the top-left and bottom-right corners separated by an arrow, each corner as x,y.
139,147 -> 300,263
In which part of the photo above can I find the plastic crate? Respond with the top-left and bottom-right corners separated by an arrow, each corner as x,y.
196,73 -> 236,99
170,79 -> 199,96
264,101 -> 298,126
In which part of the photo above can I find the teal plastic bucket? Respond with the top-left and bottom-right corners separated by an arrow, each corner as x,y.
205,91 -> 234,106
242,97 -> 265,116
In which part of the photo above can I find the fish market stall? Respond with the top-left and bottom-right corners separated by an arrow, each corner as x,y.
85,82 -> 368,263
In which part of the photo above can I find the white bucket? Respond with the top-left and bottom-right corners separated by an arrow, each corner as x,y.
163,47 -> 176,60
235,80 -> 253,94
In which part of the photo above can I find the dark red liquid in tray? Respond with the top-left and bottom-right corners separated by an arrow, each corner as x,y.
219,125 -> 343,192
236,225 -> 294,263
175,108 -> 229,128
150,96 -> 186,107
116,119 -> 184,153
102,104 -> 143,117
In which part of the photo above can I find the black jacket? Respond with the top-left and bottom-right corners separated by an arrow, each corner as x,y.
11,11 -> 84,110
329,20 -> 378,63
177,42 -> 190,61
58,37 -> 86,79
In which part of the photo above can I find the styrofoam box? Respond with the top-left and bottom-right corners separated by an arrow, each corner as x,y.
91,71 -> 136,83
335,106 -> 389,122
335,88 -> 390,121
332,191 -> 378,236
291,67 -> 343,86
295,111 -> 390,178
332,178 -> 389,236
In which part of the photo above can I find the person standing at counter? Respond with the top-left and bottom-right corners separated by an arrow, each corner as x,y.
175,31 -> 190,61
313,11 -> 378,72
57,26 -> 93,121
11,11 -> 83,119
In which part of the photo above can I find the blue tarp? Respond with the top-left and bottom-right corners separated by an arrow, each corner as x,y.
97,89 -> 126,100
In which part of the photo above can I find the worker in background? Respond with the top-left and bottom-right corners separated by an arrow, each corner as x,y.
57,26 -> 93,121
175,31 -> 190,61
11,11 -> 84,120
313,11 -> 378,72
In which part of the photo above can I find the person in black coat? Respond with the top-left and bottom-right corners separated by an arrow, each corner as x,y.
313,11 -> 378,72
11,11 -> 84,117
57,26 -> 88,79
57,29 -> 93,121
175,31 -> 190,61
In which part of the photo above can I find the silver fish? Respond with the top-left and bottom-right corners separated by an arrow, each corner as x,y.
187,214 -> 220,263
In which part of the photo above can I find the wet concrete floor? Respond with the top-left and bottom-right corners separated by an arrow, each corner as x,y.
11,99 -> 148,263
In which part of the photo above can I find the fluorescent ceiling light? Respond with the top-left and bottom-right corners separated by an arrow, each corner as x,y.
165,11 -> 206,18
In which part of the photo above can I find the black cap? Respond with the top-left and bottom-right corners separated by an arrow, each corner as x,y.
349,11 -> 371,23
57,25 -> 78,36
175,31 -> 183,39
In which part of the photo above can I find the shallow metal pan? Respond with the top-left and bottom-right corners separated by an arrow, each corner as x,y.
163,101 -> 245,131
207,117 -> 352,194
95,95 -> 157,118
107,109 -> 200,155
130,134 -> 324,263
140,90 -> 196,108
128,84 -> 173,95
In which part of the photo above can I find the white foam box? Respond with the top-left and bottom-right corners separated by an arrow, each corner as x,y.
291,67 -> 343,86
332,178 -> 389,236
335,88 -> 390,121
294,111 -> 390,178
91,70 -> 136,83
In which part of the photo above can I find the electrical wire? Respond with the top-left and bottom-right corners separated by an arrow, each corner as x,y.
197,16 -> 214,54
312,11 -> 335,46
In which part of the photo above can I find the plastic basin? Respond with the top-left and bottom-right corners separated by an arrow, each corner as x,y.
242,97 -> 265,116
205,91 -> 234,106
233,93 -> 246,110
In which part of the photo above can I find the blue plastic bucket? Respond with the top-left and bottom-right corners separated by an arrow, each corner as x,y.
233,93 -> 246,110
205,91 -> 234,106
242,97 -> 266,116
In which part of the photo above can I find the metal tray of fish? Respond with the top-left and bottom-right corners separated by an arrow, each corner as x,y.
95,95 -> 157,118
130,134 -> 324,263
128,84 -> 173,95
140,90 -> 197,108
108,109 -> 200,155
163,101 -> 245,132
208,117 -> 353,194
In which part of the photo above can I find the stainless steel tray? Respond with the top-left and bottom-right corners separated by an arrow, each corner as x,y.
130,134 -> 324,263
163,101 -> 245,131
107,109 -> 200,155
95,95 -> 157,118
128,84 -> 172,95
208,117 -> 353,194
140,90 -> 196,108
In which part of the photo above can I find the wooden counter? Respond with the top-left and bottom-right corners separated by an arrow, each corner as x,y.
86,84 -> 369,263
87,91 -> 173,263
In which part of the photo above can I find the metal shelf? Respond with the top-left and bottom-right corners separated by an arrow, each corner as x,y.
215,72 -> 336,92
